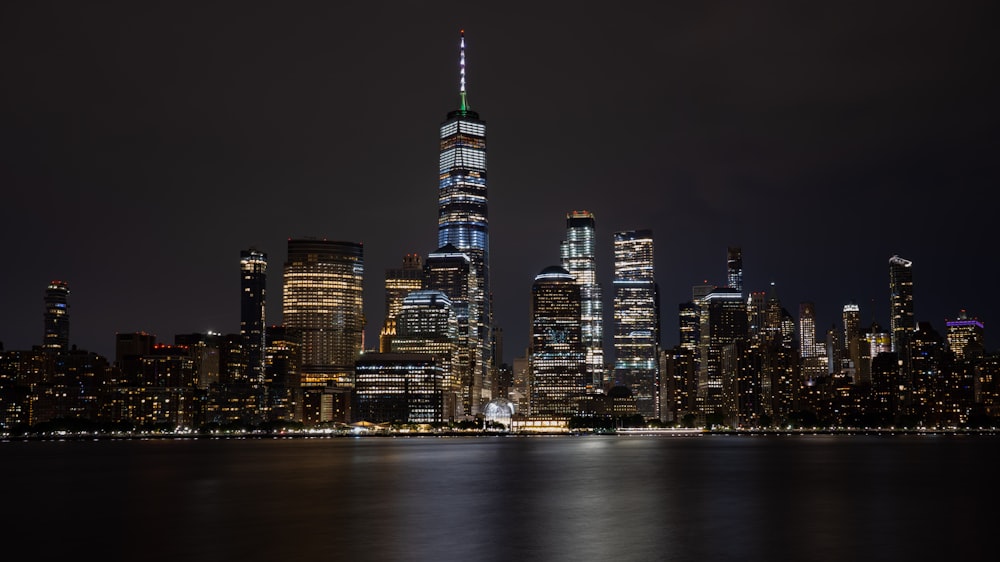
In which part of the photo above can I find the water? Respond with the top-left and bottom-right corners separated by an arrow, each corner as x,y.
2,434 -> 996,561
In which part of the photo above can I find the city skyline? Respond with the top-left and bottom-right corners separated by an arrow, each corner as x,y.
2,2 -> 997,362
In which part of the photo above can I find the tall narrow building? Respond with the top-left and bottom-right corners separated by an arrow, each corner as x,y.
380,254 -> 424,352
613,229 -> 660,419
43,280 -> 70,353
560,210 -> 604,387
889,255 -> 914,354
436,30 -> 492,409
727,247 -> 743,293
283,239 -> 364,387
529,266 -> 586,418
424,244 -> 479,415
240,249 -> 267,406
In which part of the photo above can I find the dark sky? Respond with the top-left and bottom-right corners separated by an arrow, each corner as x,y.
2,1 -> 998,362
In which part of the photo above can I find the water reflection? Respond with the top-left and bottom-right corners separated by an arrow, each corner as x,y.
1,435 -> 997,561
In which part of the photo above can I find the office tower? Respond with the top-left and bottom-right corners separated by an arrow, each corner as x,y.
240,249 -> 267,409
437,30 -> 493,405
746,291 -> 766,343
679,302 -> 700,353
613,230 -> 660,419
843,302 -> 862,380
889,255 -> 914,354
174,332 -> 222,390
799,302 -> 818,358
424,244 -> 480,415
560,210 -> 604,387
283,239 -> 364,387
354,354 -> 448,423
697,288 -> 747,419
529,266 -> 586,418
727,247 -> 743,293
390,289 -> 461,417
43,281 -> 70,353
946,310 -> 985,360
265,326 -> 302,421
380,254 -> 424,352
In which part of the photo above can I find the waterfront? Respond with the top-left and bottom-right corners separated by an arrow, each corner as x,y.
2,434 -> 996,561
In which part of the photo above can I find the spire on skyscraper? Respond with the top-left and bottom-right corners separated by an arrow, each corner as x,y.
459,29 -> 469,112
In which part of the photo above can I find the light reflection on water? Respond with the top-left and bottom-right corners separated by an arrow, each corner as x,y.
2,434 -> 997,561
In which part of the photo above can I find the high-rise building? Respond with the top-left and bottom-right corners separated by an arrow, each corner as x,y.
424,244 -> 480,415
946,310 -> 985,360
727,246 -> 743,293
799,302 -> 818,358
283,238 -> 364,387
889,255 -> 914,354
43,281 -> 70,353
560,210 -> 604,387
613,229 -> 659,418
390,289 -> 461,418
437,30 -> 493,407
240,249 -> 267,408
529,266 -> 585,418
843,302 -> 862,379
354,353 -> 449,424
380,254 -> 424,352
697,288 -> 747,419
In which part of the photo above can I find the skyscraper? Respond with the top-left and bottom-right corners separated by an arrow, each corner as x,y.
560,210 -> 604,387
946,310 -> 985,360
529,266 -> 585,418
613,229 -> 659,419
889,255 -> 914,354
380,254 -> 424,352
697,288 -> 747,419
283,238 -> 364,387
424,244 -> 479,415
437,30 -> 492,407
727,247 -> 743,293
240,249 -> 267,405
42,280 -> 70,353
799,302 -> 818,358
391,289 -> 462,417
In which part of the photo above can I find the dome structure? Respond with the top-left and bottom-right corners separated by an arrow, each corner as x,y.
483,397 -> 515,428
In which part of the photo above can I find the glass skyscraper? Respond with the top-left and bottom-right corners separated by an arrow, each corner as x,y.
613,229 -> 660,419
282,238 -> 364,387
240,248 -> 267,404
43,280 -> 70,353
560,210 -> 604,387
436,31 -> 492,411
889,255 -> 914,355
529,266 -> 585,418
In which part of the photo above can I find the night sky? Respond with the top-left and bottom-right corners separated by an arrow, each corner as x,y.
2,2 -> 998,363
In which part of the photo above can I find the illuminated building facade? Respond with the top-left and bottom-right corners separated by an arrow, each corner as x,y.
560,210 -> 604,387
424,244 -> 479,415
529,266 -> 586,418
283,239 -> 364,387
889,255 -> 914,354
380,254 -> 424,352
727,246 -> 743,293
354,353 -> 448,423
240,249 -> 267,410
43,280 -> 70,353
843,302 -> 862,379
946,310 -> 985,360
799,302 -> 818,358
437,31 -> 492,410
390,290 -> 461,418
265,326 -> 302,421
613,230 -> 659,419
697,288 -> 748,418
